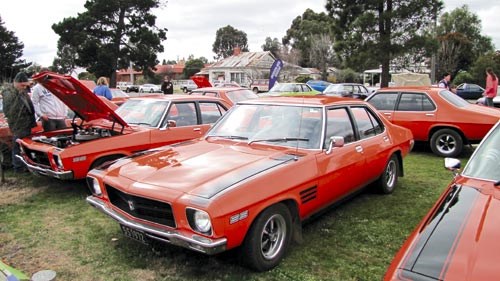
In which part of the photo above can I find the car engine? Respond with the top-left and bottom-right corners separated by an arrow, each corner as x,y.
32,127 -> 113,148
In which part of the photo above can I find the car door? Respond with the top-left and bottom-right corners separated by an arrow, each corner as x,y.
392,92 -> 436,140
314,107 -> 367,209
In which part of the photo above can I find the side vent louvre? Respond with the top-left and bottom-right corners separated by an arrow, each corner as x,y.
300,186 -> 317,204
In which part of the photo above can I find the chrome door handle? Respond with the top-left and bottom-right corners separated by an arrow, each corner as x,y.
383,136 -> 389,142
193,128 -> 201,131
425,113 -> 434,117
355,146 -> 363,153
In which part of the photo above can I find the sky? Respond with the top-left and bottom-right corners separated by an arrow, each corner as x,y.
2,0 -> 499,67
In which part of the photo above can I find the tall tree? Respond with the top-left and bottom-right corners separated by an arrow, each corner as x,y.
309,34 -> 337,80
0,16 -> 28,82
52,0 -> 167,87
212,25 -> 249,60
261,37 -> 282,58
326,0 -> 443,87
51,42 -> 78,74
182,57 -> 206,78
436,5 -> 494,78
282,9 -> 333,67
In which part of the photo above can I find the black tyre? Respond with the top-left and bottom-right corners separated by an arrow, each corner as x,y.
241,203 -> 292,272
430,128 -> 463,157
150,89 -> 154,93
140,89 -> 144,93
252,87 -> 259,94
182,87 -> 188,93
376,154 -> 399,194
90,155 -> 123,170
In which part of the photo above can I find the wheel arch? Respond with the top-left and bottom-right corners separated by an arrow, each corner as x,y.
89,153 -> 127,170
428,125 -> 468,144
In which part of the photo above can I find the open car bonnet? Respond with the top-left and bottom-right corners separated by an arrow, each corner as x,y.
191,75 -> 212,88
32,71 -> 128,127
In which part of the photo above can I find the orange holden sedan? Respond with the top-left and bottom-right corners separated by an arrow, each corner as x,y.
17,72 -> 231,180
366,87 -> 500,157
86,96 -> 414,271
384,121 -> 500,280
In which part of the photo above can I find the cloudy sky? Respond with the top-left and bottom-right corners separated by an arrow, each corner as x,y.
2,0 -> 499,67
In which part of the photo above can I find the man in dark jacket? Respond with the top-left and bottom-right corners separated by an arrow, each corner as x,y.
2,72 -> 37,173
161,76 -> 174,95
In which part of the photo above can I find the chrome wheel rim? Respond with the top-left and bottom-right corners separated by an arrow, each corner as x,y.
437,134 -> 457,155
385,160 -> 397,189
260,214 -> 286,260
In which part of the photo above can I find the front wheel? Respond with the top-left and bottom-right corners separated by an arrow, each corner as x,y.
252,87 -> 259,94
376,154 -> 399,194
430,129 -> 463,157
182,87 -> 188,93
241,203 -> 292,272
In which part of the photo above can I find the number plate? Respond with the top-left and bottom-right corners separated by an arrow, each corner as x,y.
120,225 -> 149,245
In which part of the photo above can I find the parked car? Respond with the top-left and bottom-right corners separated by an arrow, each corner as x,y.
366,86 -> 500,157
249,79 -> 270,93
214,81 -> 242,88
109,88 -> 130,106
139,84 -> 161,93
124,84 -> 140,93
306,80 -> 331,92
86,95 -> 414,271
189,87 -> 258,106
384,120 -> 500,281
180,80 -> 198,93
265,82 -> 320,96
476,85 -> 500,108
456,83 -> 484,100
17,72 -> 231,180
323,83 -> 372,99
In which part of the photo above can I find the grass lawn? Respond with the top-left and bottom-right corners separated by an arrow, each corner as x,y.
0,146 -> 472,281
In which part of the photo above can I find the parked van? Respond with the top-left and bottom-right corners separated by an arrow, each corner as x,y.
249,79 -> 269,93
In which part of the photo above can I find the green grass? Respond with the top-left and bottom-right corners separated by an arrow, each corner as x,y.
0,147 -> 472,281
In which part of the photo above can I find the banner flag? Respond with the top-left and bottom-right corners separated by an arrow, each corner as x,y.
268,59 -> 283,89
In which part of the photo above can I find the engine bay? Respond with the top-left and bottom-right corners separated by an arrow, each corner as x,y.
32,126 -> 115,148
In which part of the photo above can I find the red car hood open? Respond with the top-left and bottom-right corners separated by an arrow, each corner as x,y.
107,140 -> 297,199
191,75 -> 212,88
32,71 -> 128,127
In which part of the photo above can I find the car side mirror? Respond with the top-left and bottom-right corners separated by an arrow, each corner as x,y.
444,157 -> 461,176
326,136 -> 345,154
167,120 -> 177,128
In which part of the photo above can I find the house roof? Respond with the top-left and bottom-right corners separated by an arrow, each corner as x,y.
116,63 -> 185,76
209,51 -> 275,69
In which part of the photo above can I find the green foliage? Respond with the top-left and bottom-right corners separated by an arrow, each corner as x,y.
0,16 -> 29,82
469,51 -> 500,86
51,43 -> 78,74
212,25 -> 249,60
295,76 -> 311,83
52,0 -> 167,86
337,68 -> 360,83
452,70 -> 473,86
326,0 -> 443,87
78,72 -> 96,81
182,58 -> 206,79
436,5 -> 494,78
282,9 -> 333,67
261,37 -> 282,58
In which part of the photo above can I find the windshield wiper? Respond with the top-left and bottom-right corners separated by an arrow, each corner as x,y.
209,135 -> 248,140
127,122 -> 151,126
248,137 -> 309,145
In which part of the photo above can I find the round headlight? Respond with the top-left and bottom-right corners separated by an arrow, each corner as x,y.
194,210 -> 212,233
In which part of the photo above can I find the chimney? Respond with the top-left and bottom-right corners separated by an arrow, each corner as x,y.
233,46 -> 241,56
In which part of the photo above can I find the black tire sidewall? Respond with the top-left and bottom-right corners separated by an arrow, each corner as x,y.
430,129 -> 463,157
378,154 -> 399,194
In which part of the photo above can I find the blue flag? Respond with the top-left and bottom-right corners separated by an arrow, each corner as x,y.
268,59 -> 283,89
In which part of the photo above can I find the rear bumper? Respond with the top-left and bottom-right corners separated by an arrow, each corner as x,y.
86,196 -> 227,255
15,155 -> 74,180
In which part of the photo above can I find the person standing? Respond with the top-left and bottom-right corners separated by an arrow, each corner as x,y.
484,67 -> 498,107
2,72 -> 37,173
93,77 -> 113,100
161,76 -> 174,95
31,69 -> 68,131
438,72 -> 451,91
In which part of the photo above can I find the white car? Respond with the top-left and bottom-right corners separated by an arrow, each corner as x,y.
476,86 -> 500,108
139,84 -> 161,93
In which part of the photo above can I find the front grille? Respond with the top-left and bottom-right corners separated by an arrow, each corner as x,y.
106,185 -> 176,228
23,146 -> 50,166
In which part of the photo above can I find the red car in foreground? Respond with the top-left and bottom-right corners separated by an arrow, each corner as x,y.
189,87 -> 258,106
385,121 -> 500,280
86,96 -> 413,271
17,72 -> 231,180
366,86 -> 500,157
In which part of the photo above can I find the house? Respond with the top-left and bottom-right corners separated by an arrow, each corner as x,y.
115,62 -> 185,84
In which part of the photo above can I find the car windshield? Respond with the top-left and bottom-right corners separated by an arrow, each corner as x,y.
439,90 -> 470,107
111,89 -> 129,98
462,122 -> 500,182
208,103 -> 323,149
324,84 -> 343,92
269,84 -> 297,92
225,89 -> 258,103
116,99 -> 169,127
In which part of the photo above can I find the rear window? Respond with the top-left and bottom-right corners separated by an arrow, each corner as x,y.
439,90 -> 470,107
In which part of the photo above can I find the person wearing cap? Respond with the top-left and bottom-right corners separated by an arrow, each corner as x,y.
2,72 -> 37,173
31,69 -> 68,131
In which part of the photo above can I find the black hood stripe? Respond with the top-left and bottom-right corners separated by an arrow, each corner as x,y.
401,185 -> 480,280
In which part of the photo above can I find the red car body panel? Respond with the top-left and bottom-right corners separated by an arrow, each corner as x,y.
385,121 -> 500,281
86,96 -> 414,264
191,75 -> 212,88
189,87 -> 258,106
17,72 -> 231,180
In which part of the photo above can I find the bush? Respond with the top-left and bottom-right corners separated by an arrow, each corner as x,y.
452,71 -> 473,86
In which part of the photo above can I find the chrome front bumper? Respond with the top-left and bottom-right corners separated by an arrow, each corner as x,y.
86,196 -> 227,255
15,155 -> 74,180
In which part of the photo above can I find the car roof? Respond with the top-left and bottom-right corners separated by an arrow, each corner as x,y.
240,95 -> 364,106
127,94 -> 227,103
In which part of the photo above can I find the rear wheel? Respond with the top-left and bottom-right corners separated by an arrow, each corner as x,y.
376,154 -> 399,194
252,87 -> 259,94
430,129 -> 463,157
241,203 -> 292,272
182,87 -> 188,93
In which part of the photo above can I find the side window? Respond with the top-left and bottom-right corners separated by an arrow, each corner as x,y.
367,92 -> 398,110
166,102 -> 197,126
199,102 -> 227,124
397,93 -> 436,111
325,108 -> 355,148
351,107 -> 383,139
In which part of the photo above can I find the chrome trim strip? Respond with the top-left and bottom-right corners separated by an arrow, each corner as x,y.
86,196 -> 227,255
16,155 -> 74,180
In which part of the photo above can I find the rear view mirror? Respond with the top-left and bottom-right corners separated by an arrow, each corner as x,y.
326,136 -> 345,154
167,120 -> 177,127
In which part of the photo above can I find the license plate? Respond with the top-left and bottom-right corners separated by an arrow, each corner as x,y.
120,224 -> 149,245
